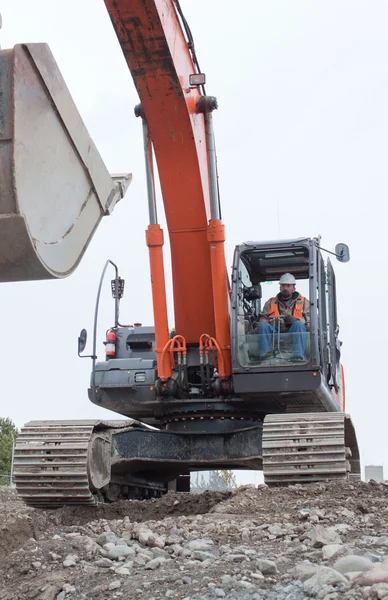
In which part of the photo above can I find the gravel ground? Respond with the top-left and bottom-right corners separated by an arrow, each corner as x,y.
1,480 -> 388,599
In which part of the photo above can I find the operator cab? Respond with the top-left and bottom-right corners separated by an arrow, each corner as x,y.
235,244 -> 311,368
231,237 -> 346,410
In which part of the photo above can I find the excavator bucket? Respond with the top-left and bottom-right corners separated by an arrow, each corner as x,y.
0,43 -> 131,282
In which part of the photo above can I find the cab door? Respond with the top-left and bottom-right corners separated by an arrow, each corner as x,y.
327,258 -> 341,391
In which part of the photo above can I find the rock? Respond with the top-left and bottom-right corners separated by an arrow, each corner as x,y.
121,560 -> 134,570
107,545 -> 135,560
294,561 -> 319,582
49,553 -> 61,561
268,524 -> 284,537
137,548 -> 154,560
166,534 -> 184,545
333,554 -> 374,575
182,576 -> 192,585
64,532 -> 81,539
138,552 -> 155,565
166,591 -> 175,598
90,584 -> 109,595
311,508 -> 325,520
103,542 -> 116,552
242,528 -> 250,542
138,528 -> 152,545
192,550 -> 217,562
243,548 -> 257,558
256,559 -> 277,574
215,589 -> 226,598
64,554 -> 79,563
363,552 -> 385,563
115,566 -> 131,575
145,557 -> 166,570
56,593 -> 65,600
251,572 -> 265,581
322,544 -> 346,560
370,582 -> 388,598
32,561 -> 42,569
355,560 -> 388,585
184,539 -> 214,551
237,580 -> 256,591
299,508 -> 311,520
311,525 -> 342,548
116,537 -> 129,546
147,533 -> 165,548
227,553 -> 249,563
94,558 -> 114,568
345,571 -> 364,580
108,580 -> 121,591
335,523 -> 351,533
170,544 -> 183,556
96,532 -> 117,546
303,566 -> 348,595
39,586 -> 61,600
152,548 -> 169,559
62,559 -> 76,568
84,536 -> 99,559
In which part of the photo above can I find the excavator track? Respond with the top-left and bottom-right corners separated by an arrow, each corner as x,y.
14,420 -> 133,508
262,413 -> 360,485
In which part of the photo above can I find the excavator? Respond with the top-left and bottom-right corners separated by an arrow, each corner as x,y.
1,0 -> 359,507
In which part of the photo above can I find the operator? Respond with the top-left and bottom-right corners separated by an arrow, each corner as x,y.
257,273 -> 310,362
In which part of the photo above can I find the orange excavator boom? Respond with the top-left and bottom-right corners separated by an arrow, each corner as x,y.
105,0 -> 231,377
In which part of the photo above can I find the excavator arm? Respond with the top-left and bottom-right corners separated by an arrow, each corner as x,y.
105,0 -> 231,375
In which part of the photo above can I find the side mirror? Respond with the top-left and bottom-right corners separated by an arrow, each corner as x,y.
335,243 -> 350,263
78,328 -> 88,355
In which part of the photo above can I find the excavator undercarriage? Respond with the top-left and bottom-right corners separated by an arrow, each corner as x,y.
14,411 -> 360,508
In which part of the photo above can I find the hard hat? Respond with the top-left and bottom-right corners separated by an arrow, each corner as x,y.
279,273 -> 296,285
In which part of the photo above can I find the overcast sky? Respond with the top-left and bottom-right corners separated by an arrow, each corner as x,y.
0,1 -> 387,482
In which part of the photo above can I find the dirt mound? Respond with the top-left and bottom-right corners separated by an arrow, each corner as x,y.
0,487 -> 230,563
0,488 -> 53,561
210,480 -> 388,517
51,490 -> 231,528
1,481 -> 388,600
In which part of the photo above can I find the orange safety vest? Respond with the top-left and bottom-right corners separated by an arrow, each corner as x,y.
268,296 -> 305,319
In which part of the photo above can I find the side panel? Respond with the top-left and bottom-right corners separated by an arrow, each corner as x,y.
105,0 -> 216,341
327,257 -> 345,408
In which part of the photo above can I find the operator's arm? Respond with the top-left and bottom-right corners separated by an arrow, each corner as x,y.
303,298 -> 310,330
257,299 -> 272,326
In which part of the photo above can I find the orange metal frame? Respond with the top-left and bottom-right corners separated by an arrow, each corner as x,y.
105,0 -> 231,378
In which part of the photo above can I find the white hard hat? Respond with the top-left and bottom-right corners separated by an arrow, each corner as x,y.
279,273 -> 296,285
